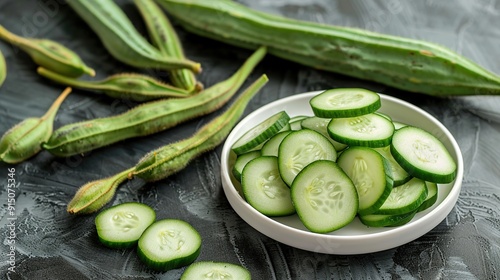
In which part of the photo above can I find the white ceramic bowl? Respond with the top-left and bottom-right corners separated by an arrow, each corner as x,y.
220,91 -> 463,254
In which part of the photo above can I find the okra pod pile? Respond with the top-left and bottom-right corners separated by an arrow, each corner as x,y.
156,0 -> 500,96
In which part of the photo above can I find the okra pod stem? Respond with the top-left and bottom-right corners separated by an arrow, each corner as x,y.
156,0 -> 500,96
67,74 -> 268,214
37,67 -> 192,102
0,25 -> 95,78
0,87 -> 72,164
43,47 -> 267,157
67,0 -> 201,74
133,0 -> 202,93
0,48 -> 5,88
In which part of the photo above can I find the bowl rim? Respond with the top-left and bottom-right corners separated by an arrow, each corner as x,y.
220,91 -> 464,254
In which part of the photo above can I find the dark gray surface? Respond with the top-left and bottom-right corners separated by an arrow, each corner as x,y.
1,0 -> 499,279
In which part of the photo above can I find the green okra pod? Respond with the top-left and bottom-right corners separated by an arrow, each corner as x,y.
43,46 -> 267,157
156,0 -> 500,96
67,0 -> 201,74
0,48 -> 5,88
133,0 -> 202,93
0,87 -> 72,164
67,74 -> 268,214
37,67 -> 192,102
0,25 -> 94,78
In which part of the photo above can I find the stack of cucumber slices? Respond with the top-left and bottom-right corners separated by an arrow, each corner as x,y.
231,88 -> 457,232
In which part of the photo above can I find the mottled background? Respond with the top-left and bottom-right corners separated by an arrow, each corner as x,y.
0,0 -> 499,279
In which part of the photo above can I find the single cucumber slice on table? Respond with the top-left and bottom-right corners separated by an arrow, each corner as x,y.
309,88 -> 381,118
291,160 -> 358,233
374,177 -> 428,215
232,150 -> 261,181
181,261 -> 251,280
241,156 -> 295,216
327,113 -> 395,148
300,116 -> 348,151
417,181 -> 438,212
95,202 -> 156,249
231,111 -> 290,155
261,130 -> 292,156
374,146 -> 411,187
137,219 -> 201,271
337,146 -> 393,216
278,129 -> 337,186
390,126 -> 457,183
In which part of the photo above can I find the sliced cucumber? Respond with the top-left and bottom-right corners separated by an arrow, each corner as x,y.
232,150 -> 261,181
374,177 -> 428,215
309,88 -> 381,118
327,113 -> 394,148
374,146 -> 411,187
359,210 -> 417,227
393,121 -> 408,130
391,126 -> 457,183
278,129 -> 337,186
289,115 -> 308,131
261,130 -> 292,157
241,156 -> 295,216
137,219 -> 201,271
291,160 -> 358,233
181,261 -> 251,280
300,116 -> 348,151
337,147 -> 393,216
95,202 -> 156,249
417,181 -> 438,212
231,111 -> 290,155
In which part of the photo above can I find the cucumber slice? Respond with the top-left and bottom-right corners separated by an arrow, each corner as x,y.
374,146 -> 411,187
231,111 -> 290,155
95,202 -> 156,249
232,150 -> 261,181
181,261 -> 251,280
390,126 -> 457,183
327,113 -> 395,148
417,181 -> 438,212
374,177 -> 428,215
261,131 -> 292,157
393,121 -> 408,130
291,160 -> 358,233
137,219 -> 201,271
359,210 -> 417,227
309,88 -> 381,118
241,156 -> 295,216
300,116 -> 348,151
337,147 -> 393,216
278,129 -> 337,186
289,115 -> 308,131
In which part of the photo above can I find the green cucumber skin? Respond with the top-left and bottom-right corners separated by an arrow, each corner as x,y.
157,0 -> 500,96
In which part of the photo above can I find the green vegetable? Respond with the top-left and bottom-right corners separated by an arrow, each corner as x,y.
0,48 -> 5,87
0,87 -> 72,164
67,74 -> 269,214
309,88 -> 381,118
37,67 -> 191,102
66,0 -> 201,73
133,0 -> 202,93
43,47 -> 266,157
0,25 -> 94,77
181,261 -> 251,280
137,219 -> 201,271
156,0 -> 500,96
95,202 -> 156,249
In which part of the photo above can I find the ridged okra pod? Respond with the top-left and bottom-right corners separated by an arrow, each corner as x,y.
0,87 -> 71,164
0,25 -> 94,78
67,0 -> 201,74
156,0 -> 500,96
37,67 -> 191,102
133,0 -> 202,93
67,74 -> 268,214
0,48 -> 5,88
43,47 -> 267,157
